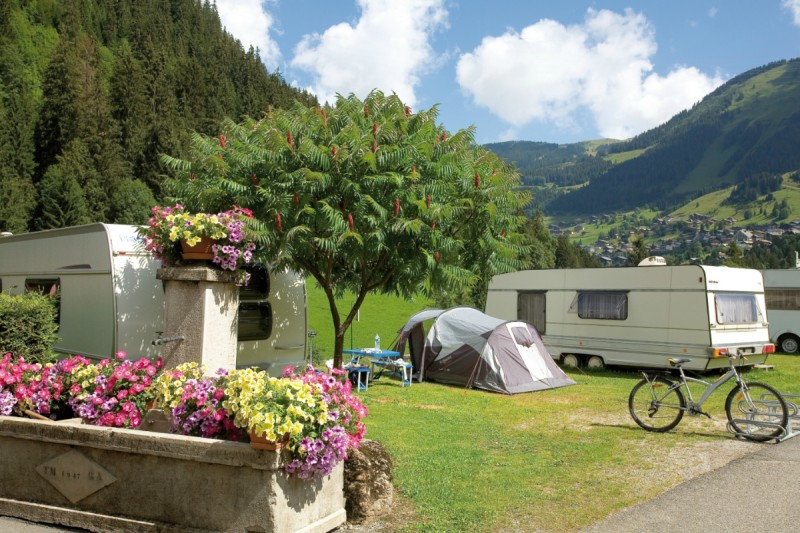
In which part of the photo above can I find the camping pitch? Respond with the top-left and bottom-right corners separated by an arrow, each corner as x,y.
393,307 -> 575,394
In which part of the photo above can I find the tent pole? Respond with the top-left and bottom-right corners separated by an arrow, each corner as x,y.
464,357 -> 482,392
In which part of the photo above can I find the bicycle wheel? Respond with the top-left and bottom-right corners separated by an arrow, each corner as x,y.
725,381 -> 788,442
629,376 -> 686,432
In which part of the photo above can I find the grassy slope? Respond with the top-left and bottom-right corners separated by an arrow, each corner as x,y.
681,63 -> 792,192
671,173 -> 800,225
306,283 -> 435,360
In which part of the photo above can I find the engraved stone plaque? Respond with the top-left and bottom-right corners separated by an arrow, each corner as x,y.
36,450 -> 117,503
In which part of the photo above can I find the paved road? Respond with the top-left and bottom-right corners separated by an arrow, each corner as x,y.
583,434 -> 800,533
4,435 -> 799,532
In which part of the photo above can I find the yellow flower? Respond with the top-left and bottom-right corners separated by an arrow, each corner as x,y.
277,421 -> 293,437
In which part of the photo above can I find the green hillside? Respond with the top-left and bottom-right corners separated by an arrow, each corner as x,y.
540,59 -> 800,215
670,172 -> 800,226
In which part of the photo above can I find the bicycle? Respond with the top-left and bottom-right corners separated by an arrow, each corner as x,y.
628,353 -> 789,442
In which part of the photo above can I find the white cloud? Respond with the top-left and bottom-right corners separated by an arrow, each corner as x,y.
708,7 -> 719,17
215,0 -> 281,69
783,0 -> 800,26
456,8 -> 724,140
290,0 -> 448,107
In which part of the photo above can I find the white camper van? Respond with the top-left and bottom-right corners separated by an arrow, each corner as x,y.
761,269 -> 800,353
485,263 -> 774,371
0,224 -> 307,374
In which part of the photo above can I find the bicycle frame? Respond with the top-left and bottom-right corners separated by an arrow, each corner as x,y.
678,367 -> 739,412
642,356 -> 745,413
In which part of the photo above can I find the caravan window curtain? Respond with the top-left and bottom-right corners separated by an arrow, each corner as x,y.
570,291 -> 628,320
715,292 -> 762,324
518,292 -> 546,333
765,288 -> 800,311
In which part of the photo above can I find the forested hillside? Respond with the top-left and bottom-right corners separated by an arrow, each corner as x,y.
0,0 -> 316,233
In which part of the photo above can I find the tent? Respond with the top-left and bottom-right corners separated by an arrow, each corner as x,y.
393,307 -> 575,394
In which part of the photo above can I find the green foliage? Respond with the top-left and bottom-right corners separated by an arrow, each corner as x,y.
110,178 -> 157,224
724,172 -> 782,205
0,0 -> 316,231
555,234 -> 600,268
626,237 -> 649,266
0,292 -> 59,364
34,164 -> 90,229
165,91 -> 531,365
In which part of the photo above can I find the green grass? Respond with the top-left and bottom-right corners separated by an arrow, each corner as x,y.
670,173 -> 800,226
350,356 -> 800,532
302,286 -> 800,531
306,284 -> 435,361
603,148 -> 645,164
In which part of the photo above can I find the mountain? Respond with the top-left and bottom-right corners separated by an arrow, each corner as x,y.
0,0 -> 316,233
489,59 -> 800,216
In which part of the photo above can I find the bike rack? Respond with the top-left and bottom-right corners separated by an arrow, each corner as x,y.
726,392 -> 800,441
777,393 -> 800,441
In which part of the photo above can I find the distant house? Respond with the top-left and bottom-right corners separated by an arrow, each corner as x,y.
734,229 -> 753,245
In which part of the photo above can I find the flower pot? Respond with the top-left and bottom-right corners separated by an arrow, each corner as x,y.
180,237 -> 216,260
249,430 -> 289,451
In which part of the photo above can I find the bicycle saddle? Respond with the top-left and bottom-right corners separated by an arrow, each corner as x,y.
667,357 -> 691,367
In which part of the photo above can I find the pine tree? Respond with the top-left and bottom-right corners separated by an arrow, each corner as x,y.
35,166 -> 90,230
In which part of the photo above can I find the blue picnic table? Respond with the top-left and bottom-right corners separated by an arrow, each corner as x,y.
343,348 -> 412,386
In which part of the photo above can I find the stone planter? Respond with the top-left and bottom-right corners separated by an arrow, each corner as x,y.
0,417 -> 345,533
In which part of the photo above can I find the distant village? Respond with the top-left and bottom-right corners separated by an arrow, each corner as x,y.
550,213 -> 800,266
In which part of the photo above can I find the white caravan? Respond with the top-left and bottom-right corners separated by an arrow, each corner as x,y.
0,224 -> 306,374
485,263 -> 774,371
761,269 -> 800,354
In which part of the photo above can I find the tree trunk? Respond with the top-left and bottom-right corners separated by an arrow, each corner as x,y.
333,329 -> 346,370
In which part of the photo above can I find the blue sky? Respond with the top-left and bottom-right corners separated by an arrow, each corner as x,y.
215,0 -> 800,145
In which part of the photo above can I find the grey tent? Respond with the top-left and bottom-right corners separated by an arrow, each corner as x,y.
393,307 -> 575,394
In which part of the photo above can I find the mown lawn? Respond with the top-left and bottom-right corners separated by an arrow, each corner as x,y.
353,356 -> 800,532
304,287 -> 800,531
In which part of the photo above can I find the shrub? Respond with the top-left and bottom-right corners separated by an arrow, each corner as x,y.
0,293 -> 59,364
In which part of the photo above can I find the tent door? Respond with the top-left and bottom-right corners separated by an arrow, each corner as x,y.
507,324 -> 554,380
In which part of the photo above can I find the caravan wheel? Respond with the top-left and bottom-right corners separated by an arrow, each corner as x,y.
586,356 -> 604,370
561,354 -> 581,368
779,334 -> 800,354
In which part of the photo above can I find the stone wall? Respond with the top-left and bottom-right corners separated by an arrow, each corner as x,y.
0,417 -> 345,533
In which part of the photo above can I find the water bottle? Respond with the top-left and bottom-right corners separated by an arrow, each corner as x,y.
374,334 -> 381,351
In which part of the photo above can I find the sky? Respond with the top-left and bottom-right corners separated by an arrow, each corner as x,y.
214,0 -> 800,145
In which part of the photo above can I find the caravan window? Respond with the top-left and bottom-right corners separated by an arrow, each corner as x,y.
715,293 -> 763,324
25,278 -> 61,326
571,291 -> 628,320
765,289 -> 800,311
26,278 -> 60,297
237,266 -> 272,341
238,302 -> 273,341
518,292 -> 546,334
